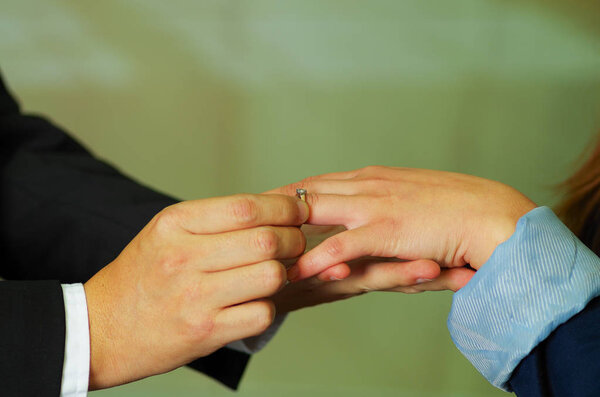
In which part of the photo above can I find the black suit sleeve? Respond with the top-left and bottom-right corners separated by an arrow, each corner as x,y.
508,295 -> 600,397
0,281 -> 65,396
0,74 -> 249,393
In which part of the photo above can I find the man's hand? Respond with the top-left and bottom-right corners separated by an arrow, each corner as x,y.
83,194 -> 309,389
269,167 -> 536,281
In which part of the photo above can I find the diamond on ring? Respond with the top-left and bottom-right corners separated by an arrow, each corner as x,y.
296,188 -> 307,202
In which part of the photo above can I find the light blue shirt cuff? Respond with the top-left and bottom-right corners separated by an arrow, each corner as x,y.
447,206 -> 600,391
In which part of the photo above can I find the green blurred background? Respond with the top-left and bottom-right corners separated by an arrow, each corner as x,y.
2,1 -> 599,396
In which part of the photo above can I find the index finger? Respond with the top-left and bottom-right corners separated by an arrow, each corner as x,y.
288,226 -> 377,281
170,194 -> 309,234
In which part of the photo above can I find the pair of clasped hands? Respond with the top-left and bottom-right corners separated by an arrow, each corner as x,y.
84,167 -> 536,388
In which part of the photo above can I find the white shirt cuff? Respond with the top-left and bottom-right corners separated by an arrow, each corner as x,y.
226,314 -> 287,354
60,283 -> 90,397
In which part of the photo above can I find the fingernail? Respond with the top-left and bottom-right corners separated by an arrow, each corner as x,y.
329,276 -> 342,281
287,266 -> 299,281
416,278 -> 434,284
297,200 -> 309,223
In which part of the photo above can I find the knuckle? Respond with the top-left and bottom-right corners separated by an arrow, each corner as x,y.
262,260 -> 287,293
360,165 -> 386,177
447,274 -> 464,292
229,195 -> 259,226
158,247 -> 189,274
254,227 -> 279,256
325,236 -> 345,258
194,276 -> 216,299
181,282 -> 201,301
152,205 -> 180,233
254,300 -> 276,333
361,165 -> 378,174
184,312 -> 216,344
291,228 -> 307,257
277,195 -> 300,224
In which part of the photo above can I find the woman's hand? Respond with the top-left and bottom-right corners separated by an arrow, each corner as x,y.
273,256 -> 475,313
84,194 -> 308,389
273,225 -> 475,313
269,166 -> 536,281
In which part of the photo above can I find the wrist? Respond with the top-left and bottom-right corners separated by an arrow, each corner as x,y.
468,199 -> 537,270
84,268 -> 119,390
448,206 -> 600,390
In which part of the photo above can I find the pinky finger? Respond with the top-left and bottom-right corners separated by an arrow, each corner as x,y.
397,267 -> 475,293
214,299 -> 276,346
